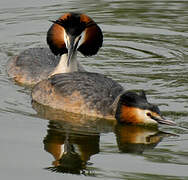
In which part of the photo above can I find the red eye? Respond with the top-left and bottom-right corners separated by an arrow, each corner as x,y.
147,112 -> 152,117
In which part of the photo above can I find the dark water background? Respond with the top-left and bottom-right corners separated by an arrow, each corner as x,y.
0,0 -> 188,179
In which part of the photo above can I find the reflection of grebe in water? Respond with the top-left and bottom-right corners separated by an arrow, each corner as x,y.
42,120 -> 175,174
32,72 -> 176,126
7,13 -> 103,86
43,121 -> 100,174
115,125 -> 174,154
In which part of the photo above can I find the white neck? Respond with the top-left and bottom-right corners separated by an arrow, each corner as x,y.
50,53 -> 78,76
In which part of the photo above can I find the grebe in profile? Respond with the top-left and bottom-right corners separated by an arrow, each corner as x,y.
7,12 -> 103,86
32,72 -> 176,126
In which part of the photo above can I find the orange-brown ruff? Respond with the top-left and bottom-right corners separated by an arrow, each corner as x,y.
7,13 -> 103,86
32,72 -> 176,126
47,13 -> 103,56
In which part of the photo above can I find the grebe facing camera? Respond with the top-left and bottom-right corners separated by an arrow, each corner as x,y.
32,72 -> 176,127
7,12 -> 103,86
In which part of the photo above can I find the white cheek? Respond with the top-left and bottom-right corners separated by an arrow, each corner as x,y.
63,30 -> 69,47
138,110 -> 157,125
77,30 -> 86,48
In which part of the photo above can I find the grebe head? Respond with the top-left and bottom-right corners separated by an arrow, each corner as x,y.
47,12 -> 103,66
116,91 -> 176,126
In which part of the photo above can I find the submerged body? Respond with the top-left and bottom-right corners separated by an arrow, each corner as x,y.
7,12 -> 103,86
32,72 -> 176,126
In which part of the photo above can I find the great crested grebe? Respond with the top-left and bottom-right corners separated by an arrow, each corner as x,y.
32,72 -> 176,126
7,12 -> 103,86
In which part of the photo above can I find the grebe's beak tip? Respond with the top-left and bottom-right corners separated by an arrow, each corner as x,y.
49,20 -> 56,23
156,116 -> 176,126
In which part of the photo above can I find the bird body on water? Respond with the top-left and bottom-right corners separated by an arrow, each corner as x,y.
32,72 -> 176,126
7,12 -> 103,86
